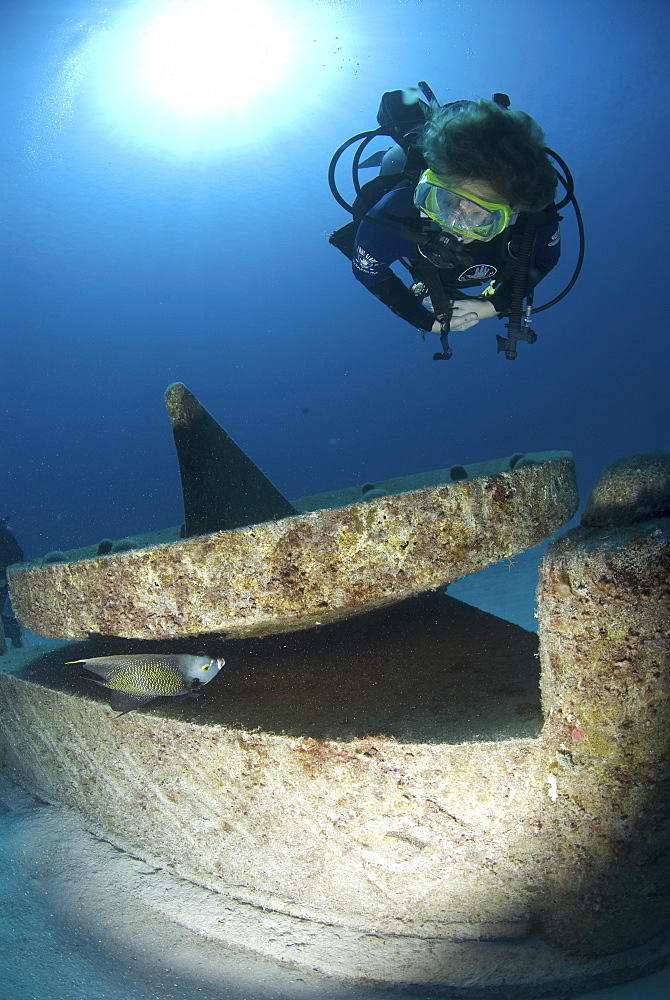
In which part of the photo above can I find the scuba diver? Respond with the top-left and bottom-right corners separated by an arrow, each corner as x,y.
0,516 -> 23,648
329,84 -> 583,360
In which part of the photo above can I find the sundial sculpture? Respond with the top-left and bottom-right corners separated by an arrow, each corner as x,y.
2,386 -> 669,998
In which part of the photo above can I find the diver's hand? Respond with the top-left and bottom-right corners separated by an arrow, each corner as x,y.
449,298 -> 498,331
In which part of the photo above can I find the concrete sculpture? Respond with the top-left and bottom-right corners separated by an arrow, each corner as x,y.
1,387 -> 668,997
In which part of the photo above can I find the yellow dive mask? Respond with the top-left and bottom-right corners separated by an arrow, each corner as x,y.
414,169 -> 514,241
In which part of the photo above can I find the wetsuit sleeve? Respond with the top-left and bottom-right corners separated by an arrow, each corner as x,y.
352,192 -> 436,331
489,219 -> 561,316
361,273 -> 437,330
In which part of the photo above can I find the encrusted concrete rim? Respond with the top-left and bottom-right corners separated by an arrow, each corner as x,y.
12,449 -> 574,570
8,455 -> 578,640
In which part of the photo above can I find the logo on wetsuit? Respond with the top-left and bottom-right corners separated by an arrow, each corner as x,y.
353,246 -> 382,276
458,263 -> 498,282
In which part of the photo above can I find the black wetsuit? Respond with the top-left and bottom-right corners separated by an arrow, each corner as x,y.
352,180 -> 561,330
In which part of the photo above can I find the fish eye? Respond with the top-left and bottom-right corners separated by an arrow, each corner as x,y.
201,660 -> 215,672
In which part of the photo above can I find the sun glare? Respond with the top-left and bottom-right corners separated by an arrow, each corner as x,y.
80,0 -> 347,154
140,0 -> 291,112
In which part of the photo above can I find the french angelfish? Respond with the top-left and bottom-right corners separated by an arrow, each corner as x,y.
66,653 -> 225,713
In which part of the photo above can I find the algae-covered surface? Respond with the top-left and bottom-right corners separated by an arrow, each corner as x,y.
8,454 -> 578,641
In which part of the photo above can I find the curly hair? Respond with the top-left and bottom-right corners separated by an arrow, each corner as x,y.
420,99 -> 557,212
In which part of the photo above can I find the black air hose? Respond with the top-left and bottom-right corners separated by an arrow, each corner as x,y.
497,216 -> 538,360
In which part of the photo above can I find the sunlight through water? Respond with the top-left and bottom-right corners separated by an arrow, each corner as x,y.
139,0 -> 291,112
77,0 -> 349,156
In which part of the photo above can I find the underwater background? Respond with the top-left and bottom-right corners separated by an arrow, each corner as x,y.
1,0 -> 669,998
2,0 -> 668,560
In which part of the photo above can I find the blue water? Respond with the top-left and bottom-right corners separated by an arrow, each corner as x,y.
1,0 -> 669,996
2,0 -> 668,559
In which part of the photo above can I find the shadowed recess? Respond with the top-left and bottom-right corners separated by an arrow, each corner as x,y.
14,592 -> 541,744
